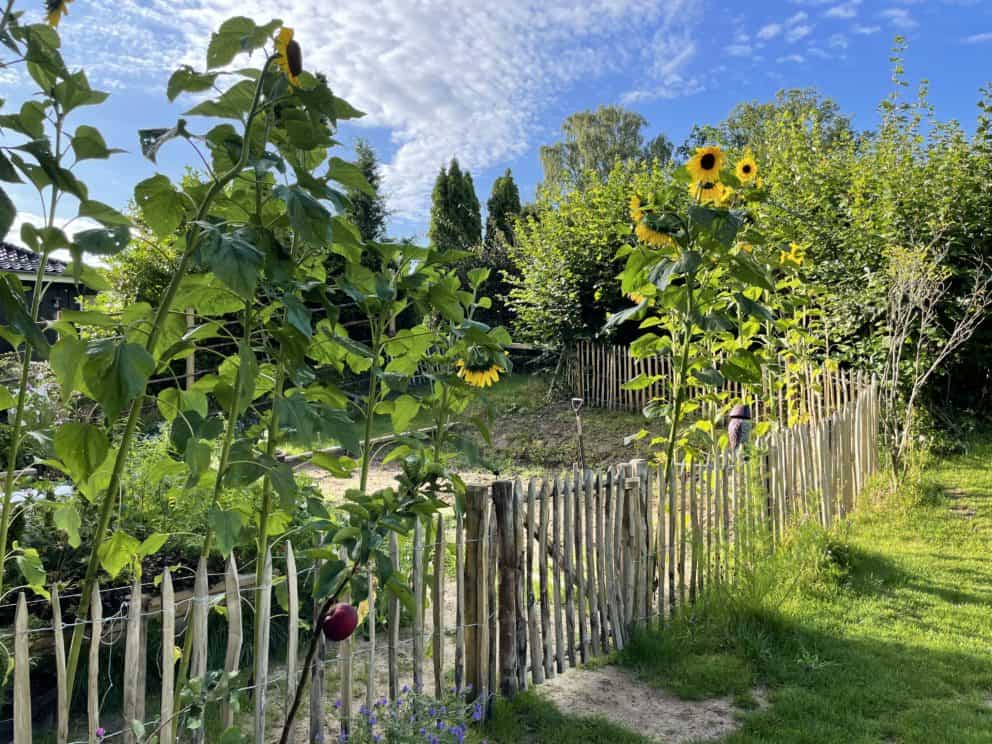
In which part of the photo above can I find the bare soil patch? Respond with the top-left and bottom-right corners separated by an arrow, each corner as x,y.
535,665 -> 758,743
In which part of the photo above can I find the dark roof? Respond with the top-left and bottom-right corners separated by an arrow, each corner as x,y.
0,241 -> 68,275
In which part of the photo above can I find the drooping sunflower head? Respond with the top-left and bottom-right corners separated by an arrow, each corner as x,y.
735,152 -> 758,184
275,27 -> 303,86
456,347 -> 504,388
629,194 -> 645,222
45,0 -> 71,26
634,221 -> 675,249
688,180 -> 728,206
687,146 -> 725,183
456,358 -> 503,388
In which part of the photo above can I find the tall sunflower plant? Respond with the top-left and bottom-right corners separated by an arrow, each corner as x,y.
610,145 -> 800,478
0,5 -> 468,734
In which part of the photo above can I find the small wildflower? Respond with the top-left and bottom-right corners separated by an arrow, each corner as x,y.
334,699 -> 342,710
95,728 -> 106,741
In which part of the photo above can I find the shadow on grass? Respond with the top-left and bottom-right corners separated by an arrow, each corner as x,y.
617,541 -> 992,744
478,690 -> 653,744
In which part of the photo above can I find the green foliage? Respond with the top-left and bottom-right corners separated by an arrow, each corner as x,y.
344,139 -> 388,242
429,158 -> 482,253
508,160 -> 666,346
539,104 -> 673,193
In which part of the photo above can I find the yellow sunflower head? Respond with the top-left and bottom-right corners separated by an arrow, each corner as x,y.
686,146 -> 725,183
627,291 -> 648,304
779,241 -> 805,266
735,153 -> 758,184
456,358 -> 503,388
689,180 -> 729,206
634,221 -> 675,248
45,0 -> 71,26
629,195 -> 645,222
275,27 -> 303,86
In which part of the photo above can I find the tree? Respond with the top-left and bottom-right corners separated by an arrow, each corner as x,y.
484,168 -> 521,247
508,160 -> 669,346
428,158 -> 482,252
345,139 -> 388,242
539,105 -> 673,192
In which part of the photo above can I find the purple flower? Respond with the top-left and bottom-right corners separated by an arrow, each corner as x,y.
95,728 -> 106,740
334,699 -> 342,710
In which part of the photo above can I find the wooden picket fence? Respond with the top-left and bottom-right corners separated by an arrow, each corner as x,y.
10,373 -> 879,743
569,340 -> 854,424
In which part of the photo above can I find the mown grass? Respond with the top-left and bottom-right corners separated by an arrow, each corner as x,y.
477,438 -> 992,743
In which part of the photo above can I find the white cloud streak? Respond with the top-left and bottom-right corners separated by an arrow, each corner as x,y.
46,0 -> 703,220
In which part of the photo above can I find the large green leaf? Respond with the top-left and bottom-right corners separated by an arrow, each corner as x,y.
72,226 -> 130,257
0,273 -> 50,357
194,224 -> 261,299
721,350 -> 763,384
53,503 -> 81,548
167,66 -> 219,101
208,507 -> 246,558
206,17 -> 281,69
185,79 -> 256,120
274,184 -> 333,245
78,199 -> 129,226
53,71 -> 108,113
54,422 -> 109,482
327,157 -> 373,197
97,531 -> 140,579
15,547 -> 48,598
50,335 -> 85,397
134,174 -> 186,237
0,185 -> 12,241
71,125 -> 123,161
82,340 -> 155,420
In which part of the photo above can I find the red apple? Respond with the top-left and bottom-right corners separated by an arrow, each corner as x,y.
322,603 -> 359,642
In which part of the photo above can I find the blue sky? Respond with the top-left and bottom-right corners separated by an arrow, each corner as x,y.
3,0 -> 992,244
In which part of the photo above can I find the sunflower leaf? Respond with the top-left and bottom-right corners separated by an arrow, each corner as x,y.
167,66 -> 219,101
206,17 -> 282,70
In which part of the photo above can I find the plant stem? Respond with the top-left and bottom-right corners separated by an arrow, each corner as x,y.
64,60 -> 274,699
662,269 -> 696,487
0,104 -> 63,601
278,560 -> 361,744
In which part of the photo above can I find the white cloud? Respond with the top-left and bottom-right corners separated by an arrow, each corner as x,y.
776,54 -> 806,64
786,11 -> 810,25
825,1 -> 861,19
879,8 -> 918,28
786,24 -> 814,43
727,43 -> 754,57
757,23 -> 783,40
963,32 -> 992,43
852,23 -> 881,34
44,0 -> 705,221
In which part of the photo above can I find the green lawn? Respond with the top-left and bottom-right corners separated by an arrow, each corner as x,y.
478,439 -> 992,743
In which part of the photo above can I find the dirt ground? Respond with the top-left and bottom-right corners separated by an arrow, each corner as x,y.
537,665 -> 762,743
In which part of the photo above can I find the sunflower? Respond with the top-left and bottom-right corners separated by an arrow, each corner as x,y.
688,180 -> 729,206
686,146 -> 725,183
45,0 -> 71,26
456,358 -> 503,388
627,291 -> 647,304
275,27 -> 303,86
735,153 -> 758,184
779,242 -> 804,266
635,221 -> 675,248
629,195 -> 645,222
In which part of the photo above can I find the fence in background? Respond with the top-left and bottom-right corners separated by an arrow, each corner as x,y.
569,340 -> 855,425
10,373 -> 879,743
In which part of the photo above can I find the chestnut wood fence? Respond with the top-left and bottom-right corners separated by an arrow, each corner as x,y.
9,373 -> 879,743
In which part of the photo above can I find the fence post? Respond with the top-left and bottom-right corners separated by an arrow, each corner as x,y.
493,479 -> 519,697
463,484 -> 486,699
13,592 -> 30,744
52,585 -> 68,744
161,569 -> 176,744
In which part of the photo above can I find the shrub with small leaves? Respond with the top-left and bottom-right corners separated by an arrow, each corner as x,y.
337,685 -> 486,744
